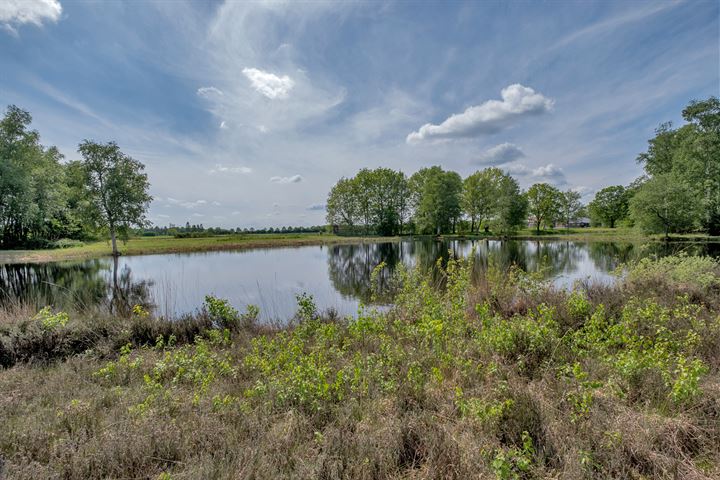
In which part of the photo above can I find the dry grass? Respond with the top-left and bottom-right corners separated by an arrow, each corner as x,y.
0,255 -> 719,479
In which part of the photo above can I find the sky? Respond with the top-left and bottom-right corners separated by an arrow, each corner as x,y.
0,0 -> 718,228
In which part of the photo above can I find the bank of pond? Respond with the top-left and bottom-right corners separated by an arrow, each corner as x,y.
2,238 -> 719,321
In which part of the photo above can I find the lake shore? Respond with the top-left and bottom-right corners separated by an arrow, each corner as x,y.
0,233 -> 399,264
1,228 -> 719,264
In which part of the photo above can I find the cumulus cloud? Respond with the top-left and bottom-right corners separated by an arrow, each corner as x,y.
270,175 -> 303,184
166,197 -> 208,209
208,164 -> 252,175
196,86 -> 224,98
504,162 -> 567,185
242,68 -> 295,99
0,0 -> 62,33
407,84 -> 553,143
475,142 -> 525,165
219,121 -> 228,129
307,203 -> 326,211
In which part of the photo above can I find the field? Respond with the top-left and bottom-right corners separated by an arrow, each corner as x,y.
1,254 -> 719,479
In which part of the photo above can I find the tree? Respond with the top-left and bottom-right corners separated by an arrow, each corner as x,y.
558,189 -> 583,229
409,166 -> 462,234
636,97 -> 720,235
494,173 -> 528,233
526,183 -> 562,233
326,178 -> 358,229
326,168 -> 408,236
77,141 -> 152,256
462,168 -> 504,233
630,174 -> 699,239
588,185 -> 628,228
0,105 -> 77,248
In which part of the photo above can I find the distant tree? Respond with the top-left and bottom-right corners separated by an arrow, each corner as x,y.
526,183 -> 562,233
409,166 -> 462,234
462,168 -> 504,232
630,174 -> 699,239
366,168 -> 408,235
77,140 -> 152,256
326,178 -> 359,229
494,174 -> 528,233
558,189 -> 583,229
588,185 -> 629,228
326,168 -> 408,236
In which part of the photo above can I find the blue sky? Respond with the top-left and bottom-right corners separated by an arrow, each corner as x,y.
1,0 -> 718,228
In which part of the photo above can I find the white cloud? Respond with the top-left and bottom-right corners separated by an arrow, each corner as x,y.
166,197 -> 208,209
505,162 -> 567,186
407,84 -> 553,143
197,86 -> 224,98
208,164 -> 252,175
242,67 -> 295,99
270,174 -> 303,184
211,201 -> 221,206
219,121 -> 228,129
307,203 -> 326,211
0,0 -> 61,33
475,142 -> 525,165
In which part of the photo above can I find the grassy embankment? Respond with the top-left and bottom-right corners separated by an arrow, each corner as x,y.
3,228 -> 718,265
1,254 -> 719,479
0,233 -> 398,264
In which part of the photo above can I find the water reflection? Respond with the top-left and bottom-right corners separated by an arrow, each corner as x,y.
1,239 -> 718,321
0,257 -> 154,316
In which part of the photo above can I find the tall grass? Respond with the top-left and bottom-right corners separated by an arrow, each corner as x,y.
0,254 -> 719,479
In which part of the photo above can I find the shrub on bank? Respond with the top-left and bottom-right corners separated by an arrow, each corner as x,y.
0,254 -> 719,479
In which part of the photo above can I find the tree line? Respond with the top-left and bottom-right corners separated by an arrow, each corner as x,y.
326,97 -> 719,238
326,166 -> 532,235
141,224 -> 325,237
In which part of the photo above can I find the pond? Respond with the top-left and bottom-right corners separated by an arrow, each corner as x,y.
1,239 -> 719,322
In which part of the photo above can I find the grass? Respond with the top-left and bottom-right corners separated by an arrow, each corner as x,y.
0,233 -> 398,264
443,226 -> 720,243
1,254 -> 719,479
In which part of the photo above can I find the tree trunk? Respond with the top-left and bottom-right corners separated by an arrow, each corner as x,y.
110,226 -> 119,256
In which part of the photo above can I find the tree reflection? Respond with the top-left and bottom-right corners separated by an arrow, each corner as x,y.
0,258 -> 154,316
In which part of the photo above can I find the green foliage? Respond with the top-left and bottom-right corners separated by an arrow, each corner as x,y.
588,185 -> 629,228
295,292 -> 317,322
0,105 -> 87,248
326,167 -> 409,235
33,306 -> 69,329
630,173 -> 699,236
76,140 -> 152,255
409,166 -> 463,234
489,431 -> 535,480
636,96 -> 720,235
526,183 -> 563,232
558,189 -> 583,228
625,253 -> 720,290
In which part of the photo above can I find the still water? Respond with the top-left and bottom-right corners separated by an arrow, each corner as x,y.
1,239 -> 718,321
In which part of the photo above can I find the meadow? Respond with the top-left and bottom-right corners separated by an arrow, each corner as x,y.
1,253 -> 719,479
